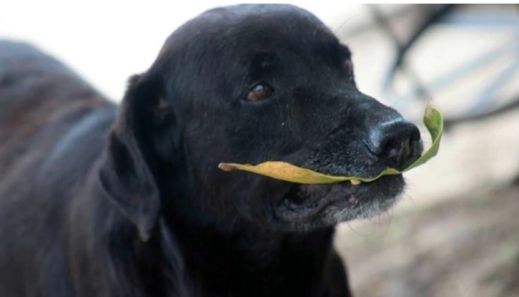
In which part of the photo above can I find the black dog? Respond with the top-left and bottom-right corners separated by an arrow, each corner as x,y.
0,4 -> 422,297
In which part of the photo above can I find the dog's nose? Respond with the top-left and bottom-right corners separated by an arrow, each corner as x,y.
367,120 -> 421,167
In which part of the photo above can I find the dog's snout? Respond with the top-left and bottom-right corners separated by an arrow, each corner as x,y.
367,120 -> 421,167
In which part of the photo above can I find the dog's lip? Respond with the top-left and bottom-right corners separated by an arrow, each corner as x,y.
275,181 -> 355,222
274,175 -> 402,223
276,186 -> 338,222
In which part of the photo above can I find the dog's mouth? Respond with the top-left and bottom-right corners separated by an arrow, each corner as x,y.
274,174 -> 404,226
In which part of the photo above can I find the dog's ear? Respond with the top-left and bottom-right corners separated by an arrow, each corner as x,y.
98,74 -> 164,242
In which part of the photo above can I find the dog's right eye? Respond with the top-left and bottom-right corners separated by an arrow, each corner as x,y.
246,83 -> 274,101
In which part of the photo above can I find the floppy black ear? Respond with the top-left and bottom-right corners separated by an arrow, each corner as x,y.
98,74 -> 163,242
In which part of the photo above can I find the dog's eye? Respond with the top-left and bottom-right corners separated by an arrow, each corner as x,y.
246,83 -> 274,101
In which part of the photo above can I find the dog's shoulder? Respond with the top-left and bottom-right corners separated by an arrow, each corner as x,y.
0,41 -> 113,160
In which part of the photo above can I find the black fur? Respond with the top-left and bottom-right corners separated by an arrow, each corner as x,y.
0,4 -> 422,297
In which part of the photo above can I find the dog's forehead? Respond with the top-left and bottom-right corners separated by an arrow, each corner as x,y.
157,4 -> 338,61
202,4 -> 331,32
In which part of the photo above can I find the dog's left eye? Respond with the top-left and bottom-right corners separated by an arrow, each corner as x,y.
246,83 -> 274,101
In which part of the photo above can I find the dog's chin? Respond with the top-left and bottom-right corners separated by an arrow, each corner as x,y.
273,174 -> 405,231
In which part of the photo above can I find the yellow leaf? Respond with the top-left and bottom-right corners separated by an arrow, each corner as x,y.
219,102 -> 443,184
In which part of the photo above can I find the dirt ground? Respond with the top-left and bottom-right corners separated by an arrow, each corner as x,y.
336,183 -> 519,297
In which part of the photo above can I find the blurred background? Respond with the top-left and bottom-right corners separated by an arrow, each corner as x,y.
2,2 -> 519,296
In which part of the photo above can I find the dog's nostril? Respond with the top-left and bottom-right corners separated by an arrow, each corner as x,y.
381,139 -> 401,159
367,120 -> 421,166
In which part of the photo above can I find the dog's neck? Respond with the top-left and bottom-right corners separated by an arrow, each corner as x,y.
162,215 -> 337,296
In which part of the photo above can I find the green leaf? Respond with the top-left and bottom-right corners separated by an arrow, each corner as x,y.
219,102 -> 443,184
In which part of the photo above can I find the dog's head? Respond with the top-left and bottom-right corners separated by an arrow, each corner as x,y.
99,4 -> 423,239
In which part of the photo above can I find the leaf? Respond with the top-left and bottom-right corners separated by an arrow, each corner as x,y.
219,102 -> 443,184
